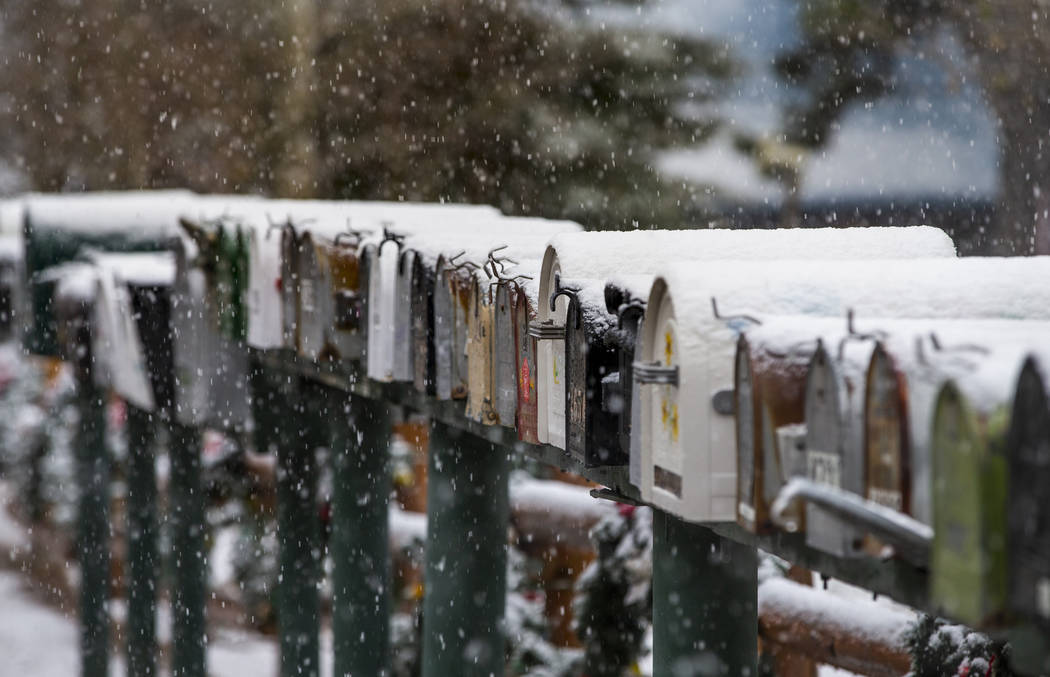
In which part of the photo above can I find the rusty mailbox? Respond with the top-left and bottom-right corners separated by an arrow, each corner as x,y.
512,284 -> 541,443
1007,355 -> 1050,632
465,276 -> 498,424
411,254 -> 436,394
433,254 -> 475,400
732,319 -> 847,534
638,256 -> 1050,524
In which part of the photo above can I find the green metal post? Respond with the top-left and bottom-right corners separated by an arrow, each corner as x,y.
126,405 -> 158,676
422,421 -> 509,677
251,365 -> 322,677
168,420 -> 207,677
652,510 -> 758,677
75,375 -> 111,677
329,389 -> 391,677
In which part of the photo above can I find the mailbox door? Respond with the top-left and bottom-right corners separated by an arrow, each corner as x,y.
280,228 -> 300,350
246,229 -> 284,350
411,258 -> 435,394
865,347 -> 910,515
494,284 -> 517,426
366,240 -> 399,382
328,242 -> 364,361
649,303 -> 682,500
513,290 -> 539,443
433,265 -> 455,400
804,346 -> 856,556
451,272 -> 472,399
931,384 -> 1008,626
393,251 -> 415,381
296,234 -> 325,360
466,282 -> 490,422
735,343 -> 758,530
1008,360 -> 1050,629
565,301 -> 588,463
129,284 -> 175,413
92,273 -> 155,411
172,241 -> 212,426
357,244 -> 374,364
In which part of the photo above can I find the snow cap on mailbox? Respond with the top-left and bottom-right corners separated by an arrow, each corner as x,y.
24,190 -> 196,356
640,255 -> 1050,524
535,226 -> 956,450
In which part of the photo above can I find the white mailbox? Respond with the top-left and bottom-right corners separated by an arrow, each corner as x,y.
639,256 -> 1050,524
536,226 -> 956,451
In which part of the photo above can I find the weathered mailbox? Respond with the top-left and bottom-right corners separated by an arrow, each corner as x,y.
466,277 -> 497,423
732,317 -> 846,533
23,191 -> 194,356
411,255 -> 436,393
802,333 -> 875,556
537,226 -> 956,461
638,256 -> 1050,523
1007,355 -> 1050,632
512,283 -> 540,443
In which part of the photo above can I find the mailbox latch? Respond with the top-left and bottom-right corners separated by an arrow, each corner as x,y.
632,361 -> 679,387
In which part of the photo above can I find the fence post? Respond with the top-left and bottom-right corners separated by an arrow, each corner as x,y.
251,364 -> 322,677
168,420 -> 207,677
652,509 -> 758,677
125,405 -> 158,676
422,421 -> 509,677
328,389 -> 391,677
74,361 -> 110,677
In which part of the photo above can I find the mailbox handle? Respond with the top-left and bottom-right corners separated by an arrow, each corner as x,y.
617,301 -> 645,330
770,477 -> 932,566
632,360 -> 679,387
549,287 -> 582,330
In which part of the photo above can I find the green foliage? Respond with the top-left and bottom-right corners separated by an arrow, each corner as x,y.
906,614 -> 1015,677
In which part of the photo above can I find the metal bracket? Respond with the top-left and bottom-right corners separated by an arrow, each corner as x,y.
633,360 -> 679,386
711,297 -> 762,326
527,322 -> 565,340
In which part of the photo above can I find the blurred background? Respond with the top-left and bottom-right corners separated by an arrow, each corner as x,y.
0,0 -> 1045,254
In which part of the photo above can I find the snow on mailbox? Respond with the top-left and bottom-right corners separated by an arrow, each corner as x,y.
1007,355 -> 1050,633
639,256 -> 1050,524
537,226 -> 956,460
23,190 -> 194,356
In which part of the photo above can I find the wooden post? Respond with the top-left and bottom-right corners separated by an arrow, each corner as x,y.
329,389 -> 391,676
168,420 -> 207,677
125,405 -> 158,676
652,510 -> 758,677
422,421 -> 509,677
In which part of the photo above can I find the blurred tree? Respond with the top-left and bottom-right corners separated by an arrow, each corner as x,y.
0,0 -> 730,227
774,0 -> 1050,253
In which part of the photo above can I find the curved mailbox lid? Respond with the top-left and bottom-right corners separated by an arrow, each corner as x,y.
1007,355 -> 1050,631
541,225 -> 955,462
640,255 -> 1050,523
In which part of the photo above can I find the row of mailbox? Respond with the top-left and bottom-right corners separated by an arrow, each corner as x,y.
12,192 -> 1050,636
